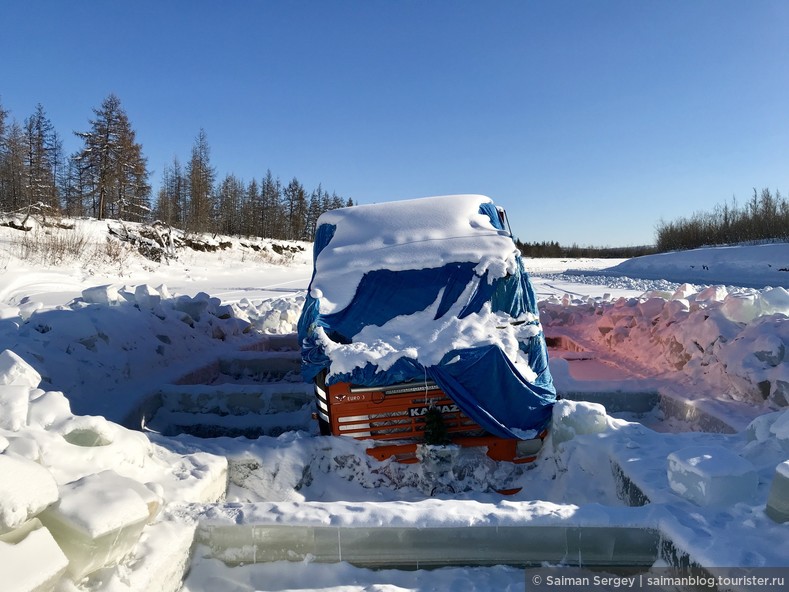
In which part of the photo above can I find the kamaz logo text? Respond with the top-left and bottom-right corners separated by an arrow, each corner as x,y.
408,404 -> 459,417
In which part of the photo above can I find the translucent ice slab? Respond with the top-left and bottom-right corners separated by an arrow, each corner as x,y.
0,454 -> 59,534
0,518 -> 68,592
766,460 -> 789,523
667,446 -> 757,506
38,470 -> 150,579
196,523 -> 659,568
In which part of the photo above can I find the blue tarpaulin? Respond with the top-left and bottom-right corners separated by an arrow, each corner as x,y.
298,198 -> 556,439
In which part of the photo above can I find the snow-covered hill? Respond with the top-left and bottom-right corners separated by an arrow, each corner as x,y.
1,217 -> 788,591
568,242 -> 789,289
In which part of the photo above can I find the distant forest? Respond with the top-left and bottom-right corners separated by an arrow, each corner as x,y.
515,240 -> 656,259
517,188 -> 789,258
0,94 -> 352,241
654,188 -> 789,252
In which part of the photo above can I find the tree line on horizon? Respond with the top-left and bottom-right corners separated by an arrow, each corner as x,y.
0,94 -> 352,241
515,240 -> 656,259
517,188 -> 789,258
654,188 -> 789,252
3,96 -> 786,254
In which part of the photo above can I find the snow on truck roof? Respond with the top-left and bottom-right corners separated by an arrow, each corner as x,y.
309,194 -> 521,314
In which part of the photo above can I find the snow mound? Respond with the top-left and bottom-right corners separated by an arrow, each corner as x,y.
541,283 -> 789,407
592,243 -> 789,289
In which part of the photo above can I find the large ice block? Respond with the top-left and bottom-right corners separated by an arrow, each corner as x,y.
3,436 -> 41,462
91,521 -> 196,592
551,399 -> 608,449
26,390 -> 72,430
38,470 -> 150,579
197,523 -> 660,568
0,385 -> 30,431
134,284 -> 163,309
766,461 -> 789,523
0,454 -> 59,534
77,470 -> 163,523
0,519 -> 69,592
667,446 -> 757,506
0,350 -> 41,387
160,451 -> 228,504
770,410 -> 789,446
81,284 -> 123,305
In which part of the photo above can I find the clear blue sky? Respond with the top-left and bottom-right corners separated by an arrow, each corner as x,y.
2,0 -> 789,247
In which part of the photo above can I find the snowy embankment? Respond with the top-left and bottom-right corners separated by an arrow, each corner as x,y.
1,217 -> 789,591
567,242 -> 789,289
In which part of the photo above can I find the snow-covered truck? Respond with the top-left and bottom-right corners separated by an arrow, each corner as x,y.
297,195 -> 556,463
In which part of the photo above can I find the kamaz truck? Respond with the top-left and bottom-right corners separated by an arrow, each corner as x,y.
297,195 -> 555,463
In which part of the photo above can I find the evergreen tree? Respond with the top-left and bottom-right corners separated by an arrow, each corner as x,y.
241,178 -> 260,236
305,185 -> 324,241
60,155 -> 88,217
118,122 -> 151,222
74,94 -> 150,220
216,173 -> 244,236
0,99 -> 7,141
330,191 -> 344,210
0,96 -> 357,237
23,104 -> 60,211
283,177 -> 307,240
320,187 -> 331,214
0,100 -> 9,209
154,156 -> 186,227
1,122 -> 27,212
261,169 -> 283,239
186,128 -> 215,232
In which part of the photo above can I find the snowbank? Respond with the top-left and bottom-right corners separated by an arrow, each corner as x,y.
541,283 -> 789,408
579,242 -> 789,289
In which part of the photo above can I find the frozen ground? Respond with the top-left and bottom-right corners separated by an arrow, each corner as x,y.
1,217 -> 788,591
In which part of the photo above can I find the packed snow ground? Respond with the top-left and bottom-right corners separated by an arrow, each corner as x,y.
1,217 -> 788,591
